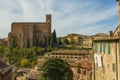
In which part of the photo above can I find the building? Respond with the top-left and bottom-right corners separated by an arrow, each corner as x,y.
118,0 -> 120,24
16,68 -> 40,80
114,0 -> 120,37
0,61 -> 12,80
44,50 -> 92,80
70,60 -> 92,80
0,39 -> 3,46
93,37 -> 120,80
45,50 -> 92,60
37,57 -> 92,80
63,33 -> 81,44
8,14 -> 51,48
81,36 -> 93,48
92,1 -> 120,80
62,33 -> 93,48
0,38 -> 8,46
114,25 -> 120,37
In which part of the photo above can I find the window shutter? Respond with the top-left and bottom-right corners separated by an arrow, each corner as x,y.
94,43 -> 97,53
108,43 -> 111,54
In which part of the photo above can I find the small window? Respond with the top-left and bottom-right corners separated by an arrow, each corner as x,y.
108,64 -> 109,69
94,43 -> 97,53
71,57 -> 73,58
80,69 -> 81,74
102,65 -> 105,74
84,70 -> 86,75
100,43 -> 105,53
112,63 -> 115,72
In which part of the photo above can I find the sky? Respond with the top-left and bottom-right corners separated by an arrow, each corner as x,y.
0,0 -> 118,38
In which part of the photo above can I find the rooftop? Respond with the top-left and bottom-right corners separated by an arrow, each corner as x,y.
70,60 -> 92,70
0,61 -> 11,74
48,50 -> 89,55
12,22 -> 47,24
93,37 -> 120,42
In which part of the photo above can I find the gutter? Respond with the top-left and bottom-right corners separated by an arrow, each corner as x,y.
116,41 -> 118,80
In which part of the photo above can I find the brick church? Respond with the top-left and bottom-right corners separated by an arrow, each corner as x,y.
8,14 -> 51,48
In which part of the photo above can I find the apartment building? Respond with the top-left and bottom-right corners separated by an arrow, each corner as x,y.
93,37 -> 120,80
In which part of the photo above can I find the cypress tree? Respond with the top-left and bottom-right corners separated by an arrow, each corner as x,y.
53,30 -> 57,45
50,33 -> 53,47
50,30 -> 57,47
57,37 -> 62,45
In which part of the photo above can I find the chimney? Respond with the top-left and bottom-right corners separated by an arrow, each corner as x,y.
109,31 -> 113,37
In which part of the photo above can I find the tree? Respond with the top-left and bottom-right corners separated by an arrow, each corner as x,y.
11,36 -> 17,48
50,33 -> 53,47
21,58 -> 30,67
0,46 -> 4,59
41,58 -> 73,80
57,37 -> 62,45
63,38 -> 69,45
50,30 -> 57,47
53,30 -> 57,45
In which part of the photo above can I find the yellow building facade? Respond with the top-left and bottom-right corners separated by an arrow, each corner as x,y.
93,37 -> 120,80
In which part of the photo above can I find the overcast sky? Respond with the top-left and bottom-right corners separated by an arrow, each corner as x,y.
0,0 -> 118,38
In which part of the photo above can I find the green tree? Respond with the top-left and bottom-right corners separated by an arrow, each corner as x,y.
50,33 -> 53,47
53,30 -> 57,45
21,58 -> 30,67
0,46 -> 4,59
41,58 -> 73,80
63,38 -> 69,45
11,36 -> 17,48
50,30 -> 57,47
0,46 -> 40,67
57,37 -> 63,45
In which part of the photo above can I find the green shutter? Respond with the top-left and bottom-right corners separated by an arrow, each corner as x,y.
95,43 -> 97,53
100,43 -> 105,53
108,43 -> 111,54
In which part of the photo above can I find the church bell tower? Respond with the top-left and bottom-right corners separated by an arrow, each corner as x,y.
46,14 -> 51,24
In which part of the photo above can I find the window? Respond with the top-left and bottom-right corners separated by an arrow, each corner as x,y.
108,64 -> 109,69
112,63 -> 115,72
102,65 -> 105,74
94,43 -> 97,53
100,43 -> 105,53
80,69 -> 81,74
84,70 -> 86,75
108,43 -> 111,54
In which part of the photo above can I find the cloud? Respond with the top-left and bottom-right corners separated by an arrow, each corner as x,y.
0,0 -> 118,38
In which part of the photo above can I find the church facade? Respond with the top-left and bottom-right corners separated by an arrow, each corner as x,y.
8,14 -> 51,48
